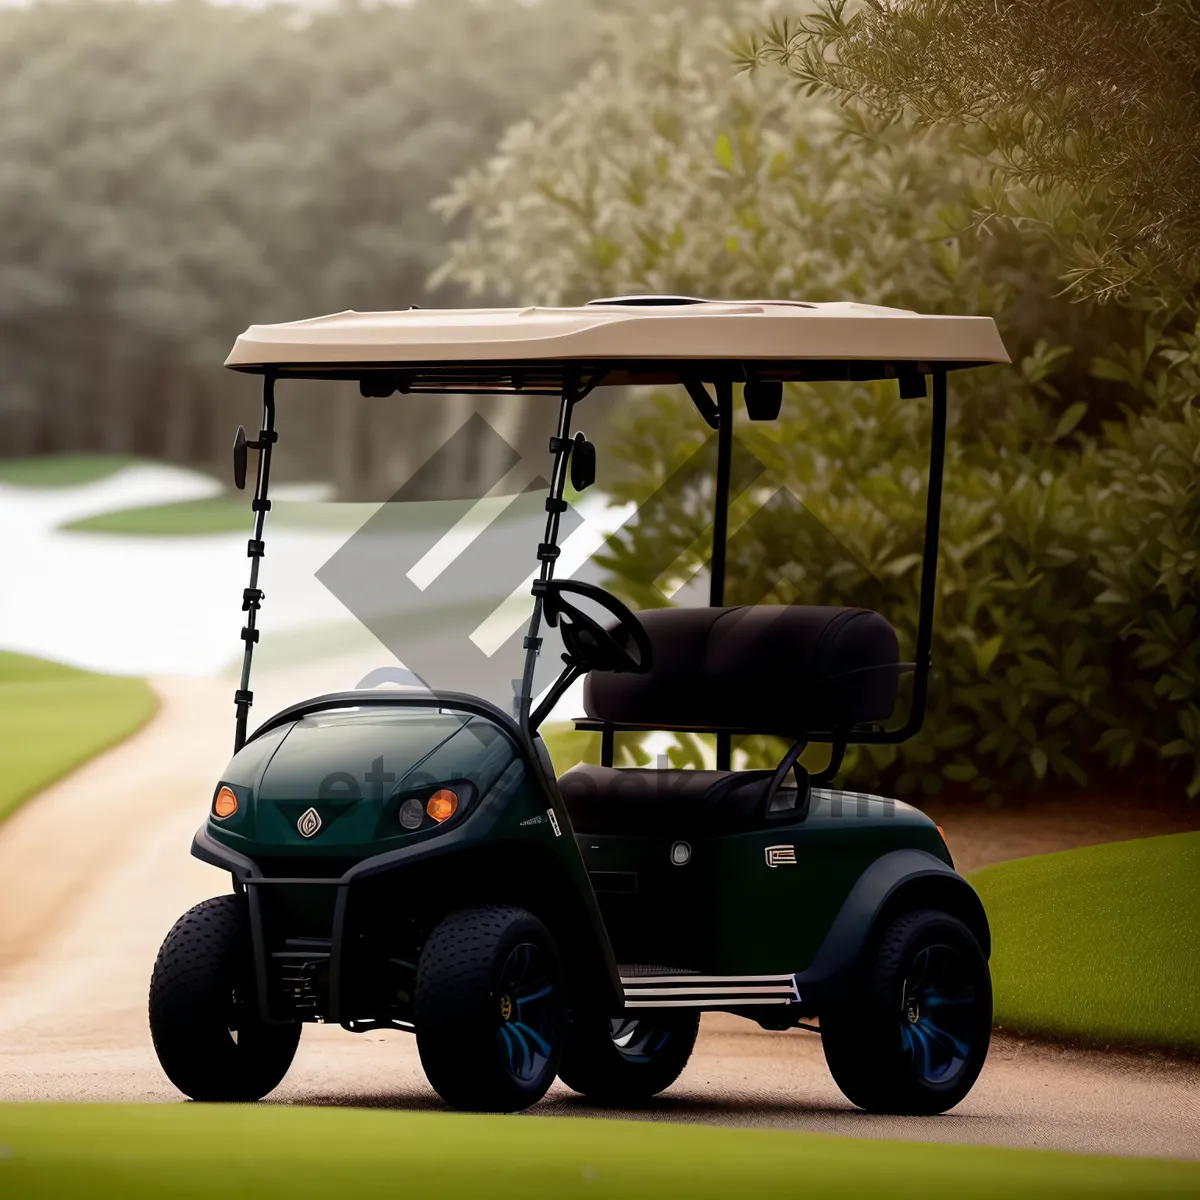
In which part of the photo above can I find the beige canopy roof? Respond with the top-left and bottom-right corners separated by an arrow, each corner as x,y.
224,300 -> 1008,392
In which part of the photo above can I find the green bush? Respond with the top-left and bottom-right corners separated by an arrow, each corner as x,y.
438,7 -> 1200,799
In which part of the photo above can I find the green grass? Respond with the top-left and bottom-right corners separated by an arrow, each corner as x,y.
0,454 -> 141,488
61,494 -> 532,536
0,653 -> 158,823
969,832 -> 1200,1051
62,496 -> 375,536
0,1105 -> 1195,1199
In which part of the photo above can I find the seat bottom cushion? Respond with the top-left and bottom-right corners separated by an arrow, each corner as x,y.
558,763 -> 801,836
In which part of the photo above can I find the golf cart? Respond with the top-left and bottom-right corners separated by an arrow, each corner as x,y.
149,298 -> 1009,1115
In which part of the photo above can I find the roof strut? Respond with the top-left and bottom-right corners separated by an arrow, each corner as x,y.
709,379 -> 734,609
893,365 -> 947,742
683,377 -> 720,429
233,373 -> 278,752
710,379 -> 734,771
515,369 -> 582,733
752,366 -> 948,750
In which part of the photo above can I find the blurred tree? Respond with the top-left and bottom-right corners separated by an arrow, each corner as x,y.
437,5 -> 1200,799
0,0 -> 605,490
734,0 -> 1200,303
733,0 -> 1200,795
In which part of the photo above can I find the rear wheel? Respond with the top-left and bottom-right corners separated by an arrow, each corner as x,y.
149,894 -> 300,1101
820,908 -> 991,1115
414,906 -> 565,1112
559,1009 -> 699,1104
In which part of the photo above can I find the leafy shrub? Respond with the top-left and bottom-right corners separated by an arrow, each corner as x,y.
438,7 -> 1200,798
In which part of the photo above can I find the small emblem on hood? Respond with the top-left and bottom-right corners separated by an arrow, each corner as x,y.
297,807 -> 322,838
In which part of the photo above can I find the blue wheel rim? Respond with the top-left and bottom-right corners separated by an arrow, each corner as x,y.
609,1018 -> 673,1064
899,943 -> 978,1087
496,942 -> 556,1084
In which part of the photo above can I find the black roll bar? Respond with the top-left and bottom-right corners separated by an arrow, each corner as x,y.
710,379 -> 734,770
709,379 -> 734,608
577,365 -> 949,759
226,362 -> 946,761
887,364 -> 948,743
515,372 -> 580,734
233,373 -> 278,752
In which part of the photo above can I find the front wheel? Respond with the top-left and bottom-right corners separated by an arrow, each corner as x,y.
415,906 -> 566,1112
149,894 -> 300,1101
820,908 -> 991,1115
559,1008 -> 699,1104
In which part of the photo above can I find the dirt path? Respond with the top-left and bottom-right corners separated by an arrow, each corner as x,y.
924,791 -> 1200,874
0,672 -> 1197,1160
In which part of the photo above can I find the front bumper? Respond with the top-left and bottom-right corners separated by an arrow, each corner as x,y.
193,823 -> 478,1025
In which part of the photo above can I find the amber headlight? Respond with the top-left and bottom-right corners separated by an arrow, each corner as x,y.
426,789 -> 459,823
212,786 -> 238,820
397,785 -> 465,831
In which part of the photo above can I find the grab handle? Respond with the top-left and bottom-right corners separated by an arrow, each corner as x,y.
758,739 -> 811,823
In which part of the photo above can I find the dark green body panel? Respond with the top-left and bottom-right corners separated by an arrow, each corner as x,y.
710,792 -> 948,974
193,695 -> 976,1023
579,791 -> 949,975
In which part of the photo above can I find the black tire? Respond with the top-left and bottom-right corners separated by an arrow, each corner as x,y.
149,894 -> 300,1101
559,1008 -> 699,1104
820,908 -> 992,1115
414,906 -> 566,1112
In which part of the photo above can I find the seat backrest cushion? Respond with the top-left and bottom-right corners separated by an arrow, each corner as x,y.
583,605 -> 899,735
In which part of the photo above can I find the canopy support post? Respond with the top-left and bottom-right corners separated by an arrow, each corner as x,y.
711,379 -> 733,771
895,365 -> 948,742
682,378 -> 720,429
709,379 -> 733,607
516,371 -> 580,735
233,372 -> 278,752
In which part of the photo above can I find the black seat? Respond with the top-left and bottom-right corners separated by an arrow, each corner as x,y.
559,764 -> 802,836
585,605 -> 900,736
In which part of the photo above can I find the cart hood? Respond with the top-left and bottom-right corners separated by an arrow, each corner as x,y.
205,706 -> 521,856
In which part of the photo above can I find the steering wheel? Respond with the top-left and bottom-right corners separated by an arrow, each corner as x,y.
538,580 -> 652,675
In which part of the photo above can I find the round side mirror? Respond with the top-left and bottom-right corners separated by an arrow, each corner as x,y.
569,432 -> 597,492
232,425 -> 248,490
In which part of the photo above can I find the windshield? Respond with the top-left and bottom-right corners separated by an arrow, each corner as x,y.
216,392 -> 637,741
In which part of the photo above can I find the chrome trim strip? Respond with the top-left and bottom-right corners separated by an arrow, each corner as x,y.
624,996 -> 792,1008
621,973 -> 799,986
626,985 -> 795,997
620,971 -> 800,1008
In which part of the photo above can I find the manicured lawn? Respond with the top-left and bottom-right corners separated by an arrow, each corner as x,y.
0,1105 -> 1196,1199
0,653 -> 157,823
969,832 -> 1200,1051
0,454 -> 140,488
62,495 -> 530,536
62,496 -> 373,535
